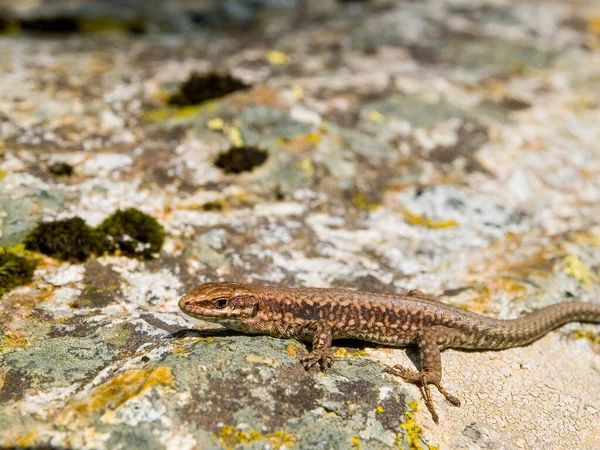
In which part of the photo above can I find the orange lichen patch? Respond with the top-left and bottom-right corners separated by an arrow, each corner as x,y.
286,343 -> 297,358
55,367 -> 175,426
588,17 -> 600,35
571,231 -> 600,246
500,278 -> 528,298
229,87 -> 285,109
0,330 -> 30,352
15,430 -> 40,447
214,426 -> 295,450
402,208 -> 458,229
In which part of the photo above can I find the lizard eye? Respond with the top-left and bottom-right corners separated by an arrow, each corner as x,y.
214,298 -> 228,309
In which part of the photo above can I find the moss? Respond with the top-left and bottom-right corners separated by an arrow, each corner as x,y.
23,217 -> 101,262
214,146 -> 268,174
0,250 -> 37,297
48,162 -> 74,177
97,208 -> 164,259
22,211 -> 164,262
168,72 -> 249,107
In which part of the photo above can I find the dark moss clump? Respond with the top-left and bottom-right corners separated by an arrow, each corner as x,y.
23,217 -> 101,262
168,72 -> 249,107
96,208 -> 164,259
214,146 -> 268,174
19,16 -> 80,34
48,162 -> 74,176
0,250 -> 37,296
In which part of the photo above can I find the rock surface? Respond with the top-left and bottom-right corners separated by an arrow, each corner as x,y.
1,0 -> 600,449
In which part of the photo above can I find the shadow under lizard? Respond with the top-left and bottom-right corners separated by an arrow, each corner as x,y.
178,282 -> 600,422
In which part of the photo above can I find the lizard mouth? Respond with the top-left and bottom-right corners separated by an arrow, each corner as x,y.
178,294 -> 234,319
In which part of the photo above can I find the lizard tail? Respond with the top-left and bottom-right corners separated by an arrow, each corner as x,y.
467,301 -> 600,350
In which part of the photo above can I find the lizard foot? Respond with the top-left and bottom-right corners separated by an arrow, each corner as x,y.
385,364 -> 461,423
301,348 -> 334,371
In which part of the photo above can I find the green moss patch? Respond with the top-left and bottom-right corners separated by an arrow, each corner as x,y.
24,217 -> 102,262
97,208 -> 165,259
168,72 -> 249,107
23,209 -> 164,262
0,250 -> 37,296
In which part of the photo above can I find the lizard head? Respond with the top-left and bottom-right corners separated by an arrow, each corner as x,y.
178,282 -> 260,328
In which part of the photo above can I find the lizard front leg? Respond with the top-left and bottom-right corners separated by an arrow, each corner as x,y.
385,326 -> 461,423
299,321 -> 333,371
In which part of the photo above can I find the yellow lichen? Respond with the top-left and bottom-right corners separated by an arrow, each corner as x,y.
298,158 -> 315,177
267,50 -> 291,65
0,330 -> 29,352
351,435 -> 362,449
395,401 -> 438,450
334,348 -> 347,357
368,110 -> 385,122
207,118 -> 225,130
225,127 -> 244,148
334,347 -> 368,358
402,209 -> 458,229
56,367 -> 176,426
571,231 -> 600,246
286,343 -> 297,358
15,430 -> 39,447
0,169 -> 6,179
353,193 -> 381,211
571,330 -> 600,345
563,255 -> 596,285
377,405 -> 385,413
291,85 -> 304,100
214,425 -> 295,449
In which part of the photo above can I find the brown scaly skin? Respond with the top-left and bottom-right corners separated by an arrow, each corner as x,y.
178,282 -> 600,423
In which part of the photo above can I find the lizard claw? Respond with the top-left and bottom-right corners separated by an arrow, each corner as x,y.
301,349 -> 333,371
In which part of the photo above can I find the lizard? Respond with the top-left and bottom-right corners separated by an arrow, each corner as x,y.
178,282 -> 600,422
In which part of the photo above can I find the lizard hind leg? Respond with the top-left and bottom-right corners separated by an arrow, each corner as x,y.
385,326 -> 461,423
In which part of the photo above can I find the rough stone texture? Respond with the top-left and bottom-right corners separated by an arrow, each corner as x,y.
1,0 -> 600,449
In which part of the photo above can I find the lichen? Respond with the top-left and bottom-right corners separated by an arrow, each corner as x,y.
563,254 -> 596,284
0,250 -> 36,296
571,330 -> 600,345
56,367 -> 175,426
23,217 -> 102,262
395,401 -> 438,450
402,209 -> 459,229
214,425 -> 295,450
96,208 -> 164,259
